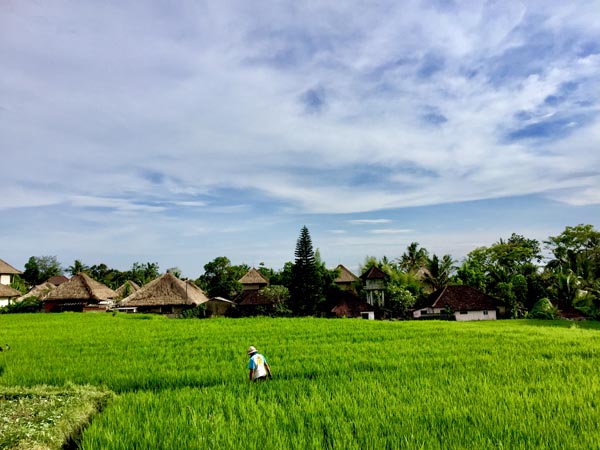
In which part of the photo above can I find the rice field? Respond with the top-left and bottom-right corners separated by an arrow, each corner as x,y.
1,314 -> 599,449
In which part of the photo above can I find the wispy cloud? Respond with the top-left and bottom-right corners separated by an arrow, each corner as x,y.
349,219 -> 392,225
370,229 -> 414,235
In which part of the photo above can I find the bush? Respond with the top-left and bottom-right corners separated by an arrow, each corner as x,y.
180,304 -> 207,319
0,298 -> 42,314
528,298 -> 559,320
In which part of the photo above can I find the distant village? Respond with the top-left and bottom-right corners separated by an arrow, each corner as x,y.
1,224 -> 598,322
0,257 -> 502,321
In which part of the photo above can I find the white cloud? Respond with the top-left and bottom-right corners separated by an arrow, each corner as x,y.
349,219 -> 392,225
370,229 -> 414,235
1,0 -> 599,275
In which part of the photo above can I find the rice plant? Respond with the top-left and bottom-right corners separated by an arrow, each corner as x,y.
0,314 -> 599,449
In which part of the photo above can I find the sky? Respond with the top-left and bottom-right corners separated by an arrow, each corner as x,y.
1,0 -> 599,279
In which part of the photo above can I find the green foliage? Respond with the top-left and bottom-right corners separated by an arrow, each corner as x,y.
67,259 -> 90,277
456,234 -> 544,316
166,267 -> 182,278
9,275 -> 27,295
423,254 -> 456,292
528,298 -> 559,320
544,224 -> 600,313
180,304 -> 207,319
128,262 -> 160,286
397,242 -> 428,273
290,226 -> 323,315
385,283 -> 416,318
22,255 -> 63,286
0,298 -> 42,314
196,257 -> 247,299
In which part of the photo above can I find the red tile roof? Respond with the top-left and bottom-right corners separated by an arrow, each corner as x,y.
360,266 -> 388,280
428,285 -> 498,311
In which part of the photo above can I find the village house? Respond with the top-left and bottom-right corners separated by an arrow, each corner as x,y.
0,284 -> 22,307
360,265 -> 388,307
0,258 -> 21,287
330,265 -> 375,319
118,272 -> 209,316
413,285 -> 500,321
16,282 -> 56,303
114,280 -> 141,300
42,272 -> 117,312
235,268 -> 272,313
205,296 -> 236,317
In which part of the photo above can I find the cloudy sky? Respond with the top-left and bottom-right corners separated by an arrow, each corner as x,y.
1,0 -> 599,278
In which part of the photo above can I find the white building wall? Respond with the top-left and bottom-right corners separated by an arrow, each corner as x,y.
0,298 -> 10,307
454,310 -> 496,321
413,308 -> 496,321
0,275 -> 11,285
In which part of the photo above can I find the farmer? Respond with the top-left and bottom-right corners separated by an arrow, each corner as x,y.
247,346 -> 272,382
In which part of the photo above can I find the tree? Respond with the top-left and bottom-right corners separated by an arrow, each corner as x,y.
398,242 -> 429,273
167,267 -> 182,279
22,256 -> 63,286
289,226 -> 323,315
386,283 -> 416,318
196,257 -> 248,299
67,260 -> 90,276
257,285 -> 292,316
455,234 -> 544,317
423,254 -> 456,291
544,224 -> 600,313
129,262 -> 160,286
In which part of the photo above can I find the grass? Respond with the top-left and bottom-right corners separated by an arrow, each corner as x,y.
0,314 -> 599,449
0,384 -> 112,450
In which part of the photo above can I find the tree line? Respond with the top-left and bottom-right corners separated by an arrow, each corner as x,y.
9,223 -> 600,319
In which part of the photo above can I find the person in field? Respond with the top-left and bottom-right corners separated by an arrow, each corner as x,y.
247,346 -> 272,382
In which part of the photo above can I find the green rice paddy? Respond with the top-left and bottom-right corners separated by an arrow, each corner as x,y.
1,314 -> 599,449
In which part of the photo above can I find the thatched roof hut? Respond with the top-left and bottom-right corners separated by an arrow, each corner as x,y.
17,282 -> 56,302
115,280 -> 141,299
43,273 -> 117,312
0,284 -> 22,306
0,258 -> 21,275
239,268 -> 269,290
119,273 -> 209,315
0,258 -> 21,286
334,264 -> 359,291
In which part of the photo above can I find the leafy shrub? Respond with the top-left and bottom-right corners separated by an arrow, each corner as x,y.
528,298 -> 559,319
0,298 -> 42,314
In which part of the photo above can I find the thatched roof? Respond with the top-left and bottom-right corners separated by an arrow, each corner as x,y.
0,284 -> 22,298
239,268 -> 269,285
115,280 -> 141,298
43,273 -> 117,302
0,258 -> 21,275
120,273 -> 209,307
17,282 -> 56,302
334,264 -> 359,284
427,285 -> 498,311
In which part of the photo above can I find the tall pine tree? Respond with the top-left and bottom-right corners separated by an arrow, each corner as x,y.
290,226 -> 323,315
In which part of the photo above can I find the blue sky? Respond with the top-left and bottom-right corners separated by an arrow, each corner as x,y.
1,0 -> 599,278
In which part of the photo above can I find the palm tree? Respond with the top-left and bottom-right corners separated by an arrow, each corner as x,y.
67,259 -> 89,277
423,254 -> 456,291
398,242 -> 428,273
